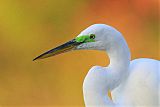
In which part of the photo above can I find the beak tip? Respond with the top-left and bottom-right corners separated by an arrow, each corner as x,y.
33,56 -> 41,61
33,58 -> 37,61
32,59 -> 36,61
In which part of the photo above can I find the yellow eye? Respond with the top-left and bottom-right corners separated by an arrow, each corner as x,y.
90,34 -> 95,39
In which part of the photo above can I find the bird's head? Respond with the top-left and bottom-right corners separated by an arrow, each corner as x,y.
33,24 -> 121,61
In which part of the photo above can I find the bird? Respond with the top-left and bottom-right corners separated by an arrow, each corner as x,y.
33,24 -> 160,107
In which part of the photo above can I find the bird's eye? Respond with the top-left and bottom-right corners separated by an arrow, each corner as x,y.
90,34 -> 95,39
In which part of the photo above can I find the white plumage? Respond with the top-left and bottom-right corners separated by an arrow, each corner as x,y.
76,24 -> 159,107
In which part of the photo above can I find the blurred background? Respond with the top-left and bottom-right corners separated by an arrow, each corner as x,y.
0,0 -> 159,106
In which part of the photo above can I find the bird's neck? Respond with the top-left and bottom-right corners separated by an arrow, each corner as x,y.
107,37 -> 131,89
83,36 -> 131,107
108,41 -> 130,67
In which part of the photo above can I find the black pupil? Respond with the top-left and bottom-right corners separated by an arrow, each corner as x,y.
90,34 -> 95,39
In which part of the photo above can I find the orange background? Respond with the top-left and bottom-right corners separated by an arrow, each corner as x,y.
0,0 -> 159,106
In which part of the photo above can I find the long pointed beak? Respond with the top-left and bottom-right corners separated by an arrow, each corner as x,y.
33,39 -> 82,61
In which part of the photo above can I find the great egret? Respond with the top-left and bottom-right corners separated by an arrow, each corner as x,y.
33,24 -> 159,107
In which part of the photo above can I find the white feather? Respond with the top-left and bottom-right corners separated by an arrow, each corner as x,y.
77,24 -> 159,107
